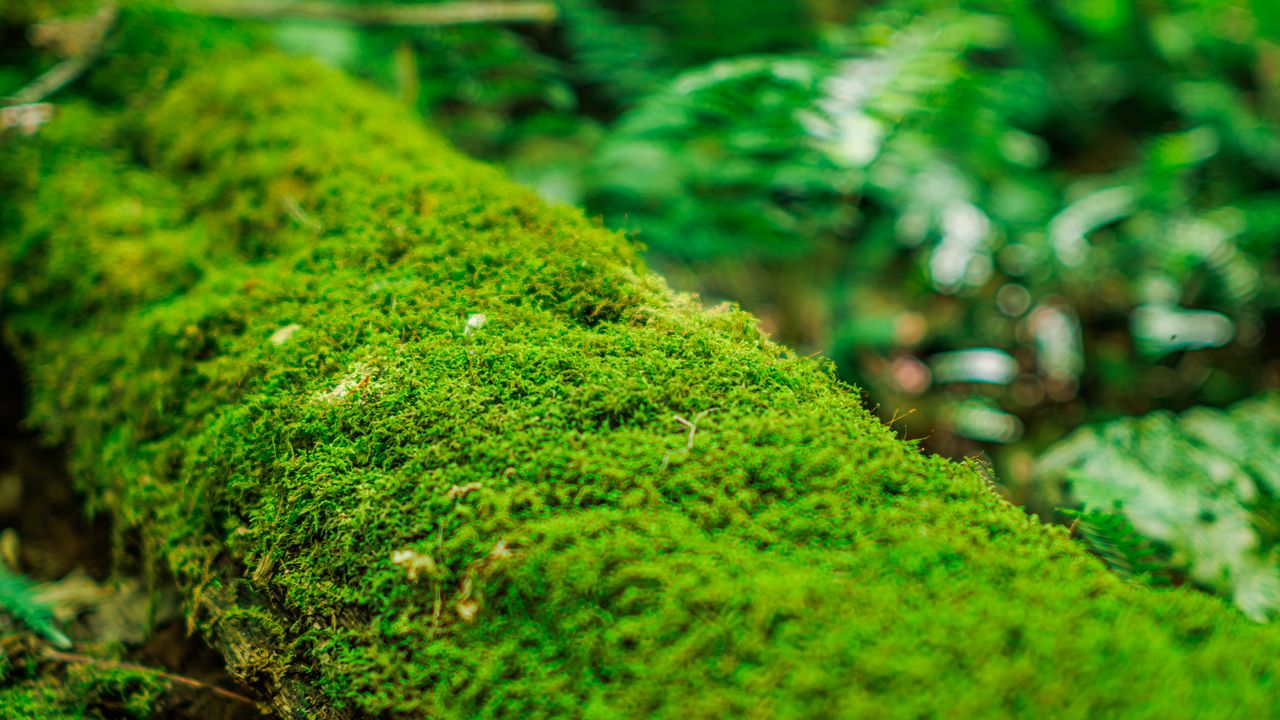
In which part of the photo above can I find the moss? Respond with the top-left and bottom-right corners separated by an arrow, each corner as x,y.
66,663 -> 170,719
0,637 -> 166,719
0,682 -> 86,720
7,34 -> 1280,718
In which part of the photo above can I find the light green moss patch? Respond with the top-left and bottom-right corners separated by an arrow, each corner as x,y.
6,38 -> 1280,718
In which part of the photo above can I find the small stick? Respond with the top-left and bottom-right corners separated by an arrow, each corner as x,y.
672,408 -> 717,451
43,649 -> 260,708
175,0 -> 558,27
4,2 -> 118,107
663,408 -> 719,469
433,518 -> 446,634
282,193 -> 323,232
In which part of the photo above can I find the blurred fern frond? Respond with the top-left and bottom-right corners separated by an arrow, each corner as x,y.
0,565 -> 71,649
1061,508 -> 1169,585
1040,393 -> 1280,621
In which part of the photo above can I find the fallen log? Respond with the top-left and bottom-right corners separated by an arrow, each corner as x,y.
5,29 -> 1280,719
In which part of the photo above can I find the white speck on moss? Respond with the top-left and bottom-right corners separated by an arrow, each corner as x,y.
269,323 -> 302,345
464,313 -> 487,337
391,549 -> 437,581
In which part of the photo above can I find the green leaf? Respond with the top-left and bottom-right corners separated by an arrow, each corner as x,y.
0,565 -> 71,649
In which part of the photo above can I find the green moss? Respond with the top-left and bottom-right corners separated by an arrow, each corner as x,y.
60,663 -> 169,719
0,682 -> 86,720
7,37 -> 1280,718
0,638 -> 166,719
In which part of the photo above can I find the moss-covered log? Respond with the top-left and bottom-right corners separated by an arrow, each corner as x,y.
7,33 -> 1280,719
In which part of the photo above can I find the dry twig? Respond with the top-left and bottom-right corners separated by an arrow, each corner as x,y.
673,408 -> 718,451
174,0 -> 557,27
4,2 -> 118,107
661,408 -> 719,470
43,649 -> 261,708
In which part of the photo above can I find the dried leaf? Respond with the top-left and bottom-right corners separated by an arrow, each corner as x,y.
391,549 -> 436,581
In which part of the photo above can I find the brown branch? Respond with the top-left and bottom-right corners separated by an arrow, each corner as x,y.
174,0 -> 558,26
3,2 -> 118,107
42,648 -> 262,709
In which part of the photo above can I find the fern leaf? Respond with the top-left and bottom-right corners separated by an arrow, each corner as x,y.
0,565 -> 71,649
1040,392 -> 1280,620
1061,509 -> 1167,585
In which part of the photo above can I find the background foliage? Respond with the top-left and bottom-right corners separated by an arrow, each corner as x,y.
1043,394 -> 1280,619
